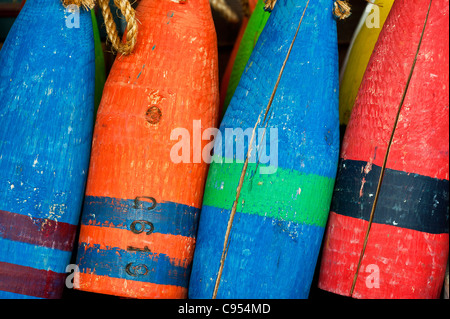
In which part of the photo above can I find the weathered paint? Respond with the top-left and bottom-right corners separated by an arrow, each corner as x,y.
338,0 -> 394,128
219,0 -> 271,116
0,210 -> 78,251
319,0 -> 449,299
202,160 -> 335,227
0,0 -> 95,299
189,0 -> 339,299
80,196 -> 199,238
75,0 -> 219,299
330,160 -> 448,234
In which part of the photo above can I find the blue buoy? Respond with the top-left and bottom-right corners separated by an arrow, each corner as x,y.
0,0 -> 95,299
189,0 -> 339,299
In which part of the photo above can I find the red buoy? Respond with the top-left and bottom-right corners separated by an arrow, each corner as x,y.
319,0 -> 449,299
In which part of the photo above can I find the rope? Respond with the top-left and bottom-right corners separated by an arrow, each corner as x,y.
98,0 -> 137,55
62,0 -> 137,55
61,0 -> 351,55
333,0 -> 351,20
62,0 -> 95,10
264,0 -> 276,12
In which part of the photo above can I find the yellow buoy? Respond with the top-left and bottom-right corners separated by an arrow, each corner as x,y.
339,0 -> 395,127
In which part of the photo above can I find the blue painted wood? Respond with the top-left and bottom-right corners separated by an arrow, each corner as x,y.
0,0 -> 95,299
189,0 -> 339,299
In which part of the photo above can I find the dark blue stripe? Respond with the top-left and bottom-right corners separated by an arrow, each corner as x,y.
77,243 -> 190,288
81,196 -> 200,238
331,159 -> 449,234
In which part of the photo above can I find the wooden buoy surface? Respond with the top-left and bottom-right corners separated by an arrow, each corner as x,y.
0,0 -> 95,299
75,0 -> 219,299
319,0 -> 449,299
189,0 -> 339,299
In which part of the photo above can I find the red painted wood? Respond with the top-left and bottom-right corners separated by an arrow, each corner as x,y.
0,261 -> 66,299
0,210 -> 77,252
342,0 -> 449,180
320,212 -> 448,298
318,0 -> 449,298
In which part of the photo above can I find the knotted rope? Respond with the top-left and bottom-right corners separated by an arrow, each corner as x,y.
62,0 -> 137,55
264,0 -> 276,12
264,0 -> 350,18
61,0 -> 242,54
62,0 -> 351,55
333,0 -> 351,20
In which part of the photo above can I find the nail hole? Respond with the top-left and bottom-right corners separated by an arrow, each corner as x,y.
146,106 -> 162,124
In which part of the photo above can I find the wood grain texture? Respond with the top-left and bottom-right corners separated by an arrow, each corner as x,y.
319,0 -> 449,299
189,0 -> 339,299
75,0 -> 219,299
0,0 -> 95,299
218,0 -> 259,116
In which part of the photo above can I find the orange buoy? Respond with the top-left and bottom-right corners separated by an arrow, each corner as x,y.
75,0 -> 219,298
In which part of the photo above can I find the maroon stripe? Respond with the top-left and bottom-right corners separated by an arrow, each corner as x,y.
0,261 -> 66,299
0,210 -> 77,251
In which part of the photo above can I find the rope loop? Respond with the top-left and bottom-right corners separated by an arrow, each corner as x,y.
62,0 -> 137,55
61,0 -> 351,55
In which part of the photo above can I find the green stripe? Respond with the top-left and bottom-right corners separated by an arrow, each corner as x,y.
203,156 -> 335,227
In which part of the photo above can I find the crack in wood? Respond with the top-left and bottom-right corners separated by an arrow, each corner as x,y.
211,0 -> 311,299
349,0 -> 433,296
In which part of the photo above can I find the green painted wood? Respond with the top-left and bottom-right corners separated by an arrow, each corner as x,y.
91,9 -> 105,116
222,0 -> 270,116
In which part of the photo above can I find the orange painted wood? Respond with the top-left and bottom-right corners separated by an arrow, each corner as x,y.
75,0 -> 219,298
